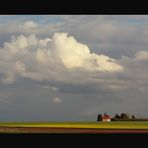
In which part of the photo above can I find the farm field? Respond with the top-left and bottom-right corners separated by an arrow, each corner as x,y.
0,121 -> 148,133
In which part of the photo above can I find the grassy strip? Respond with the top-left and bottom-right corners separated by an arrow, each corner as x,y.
0,121 -> 148,129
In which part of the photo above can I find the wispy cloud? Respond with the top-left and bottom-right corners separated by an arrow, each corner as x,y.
52,97 -> 61,103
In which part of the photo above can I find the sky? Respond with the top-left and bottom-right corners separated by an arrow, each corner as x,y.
0,15 -> 148,121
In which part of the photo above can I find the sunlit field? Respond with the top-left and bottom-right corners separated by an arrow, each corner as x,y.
0,121 -> 148,129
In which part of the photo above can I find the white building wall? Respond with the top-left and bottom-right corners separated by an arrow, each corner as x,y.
103,118 -> 111,122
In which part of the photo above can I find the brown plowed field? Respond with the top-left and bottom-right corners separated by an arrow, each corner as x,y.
0,126 -> 148,133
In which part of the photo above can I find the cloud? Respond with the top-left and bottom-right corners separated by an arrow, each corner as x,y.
134,50 -> 148,61
0,32 -> 123,84
15,61 -> 26,73
42,85 -> 59,91
55,15 -> 148,60
0,19 -> 64,44
52,97 -> 61,103
20,21 -> 38,29
49,33 -> 123,72
1,31 -> 147,100
2,15 -> 148,59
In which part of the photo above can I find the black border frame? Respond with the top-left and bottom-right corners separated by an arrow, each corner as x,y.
0,0 -> 148,146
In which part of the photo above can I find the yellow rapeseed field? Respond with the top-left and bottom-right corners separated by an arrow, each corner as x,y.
0,121 -> 148,129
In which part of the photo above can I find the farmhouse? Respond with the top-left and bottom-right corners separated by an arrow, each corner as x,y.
102,113 -> 111,122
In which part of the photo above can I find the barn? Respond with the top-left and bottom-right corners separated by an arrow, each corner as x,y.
102,113 -> 111,122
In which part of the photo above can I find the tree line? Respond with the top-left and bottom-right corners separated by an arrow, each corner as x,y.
111,113 -> 135,121
97,113 -> 136,121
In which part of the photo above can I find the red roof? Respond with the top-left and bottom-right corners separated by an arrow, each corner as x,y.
103,114 -> 111,119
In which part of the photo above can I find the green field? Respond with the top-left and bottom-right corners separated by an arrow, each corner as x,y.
0,121 -> 148,129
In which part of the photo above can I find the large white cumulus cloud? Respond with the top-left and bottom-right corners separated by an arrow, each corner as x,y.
0,32 -> 123,84
49,33 -> 123,72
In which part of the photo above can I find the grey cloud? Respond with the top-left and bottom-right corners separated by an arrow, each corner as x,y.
56,15 -> 148,59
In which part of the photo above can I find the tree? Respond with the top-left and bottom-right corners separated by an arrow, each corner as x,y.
120,113 -> 128,120
114,114 -> 120,119
132,115 -> 135,119
126,113 -> 133,119
97,114 -> 102,121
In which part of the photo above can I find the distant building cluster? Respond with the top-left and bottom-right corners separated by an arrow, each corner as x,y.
97,113 -> 136,122
97,113 -> 111,122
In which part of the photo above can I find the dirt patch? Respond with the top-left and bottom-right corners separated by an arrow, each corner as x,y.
0,126 -> 148,133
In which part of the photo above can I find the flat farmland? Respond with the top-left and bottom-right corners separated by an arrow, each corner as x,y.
0,121 -> 148,133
